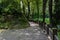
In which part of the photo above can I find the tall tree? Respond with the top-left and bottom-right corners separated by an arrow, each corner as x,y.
43,0 -> 48,23
54,0 -> 60,25
27,0 -> 30,20
35,0 -> 40,22
49,0 -> 53,27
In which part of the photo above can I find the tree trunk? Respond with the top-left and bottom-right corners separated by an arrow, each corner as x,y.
49,0 -> 53,27
43,0 -> 47,23
36,1 -> 39,23
54,0 -> 59,28
54,0 -> 59,24
27,0 -> 30,20
23,4 -> 25,15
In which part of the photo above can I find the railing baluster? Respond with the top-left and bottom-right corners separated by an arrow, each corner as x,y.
52,28 -> 57,40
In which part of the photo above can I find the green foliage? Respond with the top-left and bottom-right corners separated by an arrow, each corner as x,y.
0,0 -> 30,29
0,0 -> 58,29
58,32 -> 60,40
54,0 -> 60,25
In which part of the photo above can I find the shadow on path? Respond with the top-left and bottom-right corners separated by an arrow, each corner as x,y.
0,22 -> 49,40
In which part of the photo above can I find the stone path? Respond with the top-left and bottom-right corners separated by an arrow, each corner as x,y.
0,22 -> 49,40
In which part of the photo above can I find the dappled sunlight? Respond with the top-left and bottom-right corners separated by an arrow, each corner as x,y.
0,0 -> 59,40
29,22 -> 39,27
0,22 -> 49,40
0,29 -> 6,33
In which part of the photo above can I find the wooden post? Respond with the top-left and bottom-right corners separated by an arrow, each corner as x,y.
52,28 -> 57,40
47,26 -> 49,35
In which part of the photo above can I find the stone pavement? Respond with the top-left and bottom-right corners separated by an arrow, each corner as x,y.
0,22 -> 49,40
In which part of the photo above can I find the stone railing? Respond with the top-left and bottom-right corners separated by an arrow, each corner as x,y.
44,25 -> 59,40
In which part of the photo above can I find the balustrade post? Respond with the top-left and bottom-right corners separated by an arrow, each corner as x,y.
52,28 -> 57,40
47,26 -> 49,35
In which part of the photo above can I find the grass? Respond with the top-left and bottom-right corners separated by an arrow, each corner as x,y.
33,17 -> 50,24
0,15 -> 30,29
0,21 -> 29,29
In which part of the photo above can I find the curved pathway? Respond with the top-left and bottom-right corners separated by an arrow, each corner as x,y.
0,22 -> 49,40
